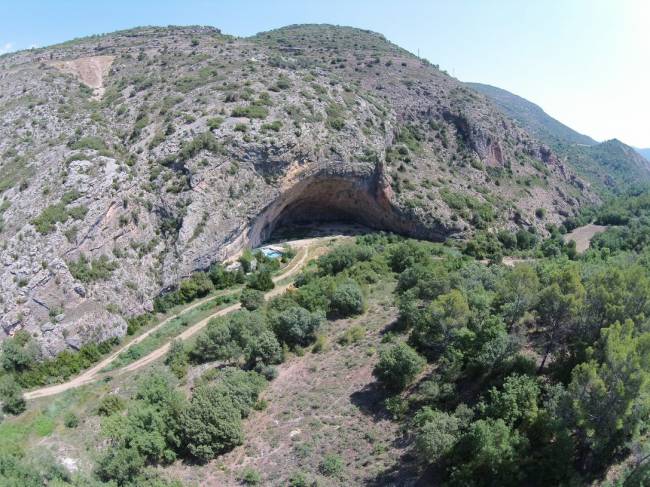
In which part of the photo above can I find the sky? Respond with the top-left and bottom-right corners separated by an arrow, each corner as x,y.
1,0 -> 649,147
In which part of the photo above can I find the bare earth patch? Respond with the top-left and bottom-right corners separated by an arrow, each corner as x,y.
564,223 -> 607,253
49,55 -> 114,99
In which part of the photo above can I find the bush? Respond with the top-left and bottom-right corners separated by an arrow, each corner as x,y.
240,288 -> 265,310
373,342 -> 425,391
63,411 -> 79,428
240,467 -> 262,485
97,394 -> 126,416
231,104 -> 268,119
165,339 -> 188,378
246,268 -> 274,291
319,453 -> 344,477
330,279 -> 365,317
271,306 -> 323,347
68,254 -> 117,282
0,375 -> 25,415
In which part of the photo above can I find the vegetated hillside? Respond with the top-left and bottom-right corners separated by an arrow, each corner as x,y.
467,82 -> 650,192
0,24 -> 592,358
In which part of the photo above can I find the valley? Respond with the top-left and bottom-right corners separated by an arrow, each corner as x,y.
1,19 -> 650,487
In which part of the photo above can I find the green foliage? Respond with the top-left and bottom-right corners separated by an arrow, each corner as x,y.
67,253 -> 117,282
207,116 -> 224,129
32,202 -> 86,234
413,408 -> 461,463
97,395 -> 126,416
70,136 -> 107,151
154,271 -> 214,313
246,268 -> 274,291
569,320 -> 650,460
5,337 -> 116,388
449,418 -> 528,486
165,339 -> 188,379
231,104 -> 269,119
178,384 -> 244,462
192,310 -> 282,367
240,287 -> 265,310
63,412 -> 79,428
329,279 -> 365,316
270,306 -> 323,347
373,342 -> 425,391
0,375 -> 25,414
319,453 -> 344,477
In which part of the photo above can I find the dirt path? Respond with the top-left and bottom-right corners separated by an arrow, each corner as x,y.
564,223 -> 607,253
25,241 -> 320,400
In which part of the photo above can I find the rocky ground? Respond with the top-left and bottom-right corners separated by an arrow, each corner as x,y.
0,24 -> 595,356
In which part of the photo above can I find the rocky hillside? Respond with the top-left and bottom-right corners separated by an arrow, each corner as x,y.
467,82 -> 650,192
0,24 -> 593,356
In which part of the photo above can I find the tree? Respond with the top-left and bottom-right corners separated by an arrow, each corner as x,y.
535,266 -> 584,371
178,385 -> 244,462
240,288 -> 265,310
0,375 -> 25,414
496,265 -> 539,326
96,447 -> 144,485
329,279 -> 364,316
413,407 -> 461,463
179,272 -> 213,302
568,320 -> 650,460
449,418 -> 527,487
373,342 -> 425,391
410,289 -> 471,358
271,306 -> 323,347
1,331 -> 39,372
484,374 -> 540,428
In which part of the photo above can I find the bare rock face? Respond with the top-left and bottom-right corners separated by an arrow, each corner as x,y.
0,25 -> 595,356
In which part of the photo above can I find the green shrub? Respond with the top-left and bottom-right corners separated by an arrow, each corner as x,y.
330,279 -> 365,317
246,268 -> 274,291
63,411 -> 79,428
271,306 -> 323,347
373,342 -> 425,391
178,385 -> 244,462
96,394 -> 126,416
71,136 -> 107,151
207,117 -> 224,129
0,375 -> 25,414
68,254 -> 117,282
240,288 -> 265,310
240,467 -> 262,485
319,453 -> 344,477
231,104 -> 268,119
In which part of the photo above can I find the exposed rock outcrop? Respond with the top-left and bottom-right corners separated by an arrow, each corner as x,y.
0,25 -> 594,356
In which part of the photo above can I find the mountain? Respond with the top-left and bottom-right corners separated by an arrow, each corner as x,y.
636,148 -> 650,161
465,82 -> 597,147
467,82 -> 650,192
0,25 -> 593,356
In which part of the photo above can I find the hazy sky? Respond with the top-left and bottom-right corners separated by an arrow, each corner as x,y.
2,0 -> 648,147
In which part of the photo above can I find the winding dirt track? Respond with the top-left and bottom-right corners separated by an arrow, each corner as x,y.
25,240 -> 318,400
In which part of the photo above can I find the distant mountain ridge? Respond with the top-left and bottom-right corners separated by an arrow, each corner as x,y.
466,82 -> 650,193
466,82 -> 597,147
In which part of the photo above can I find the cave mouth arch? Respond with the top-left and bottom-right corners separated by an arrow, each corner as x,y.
247,173 -> 437,248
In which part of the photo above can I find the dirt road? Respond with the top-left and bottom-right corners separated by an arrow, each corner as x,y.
25,240 -> 320,400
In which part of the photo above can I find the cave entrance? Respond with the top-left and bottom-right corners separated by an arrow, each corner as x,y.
247,174 -> 428,247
